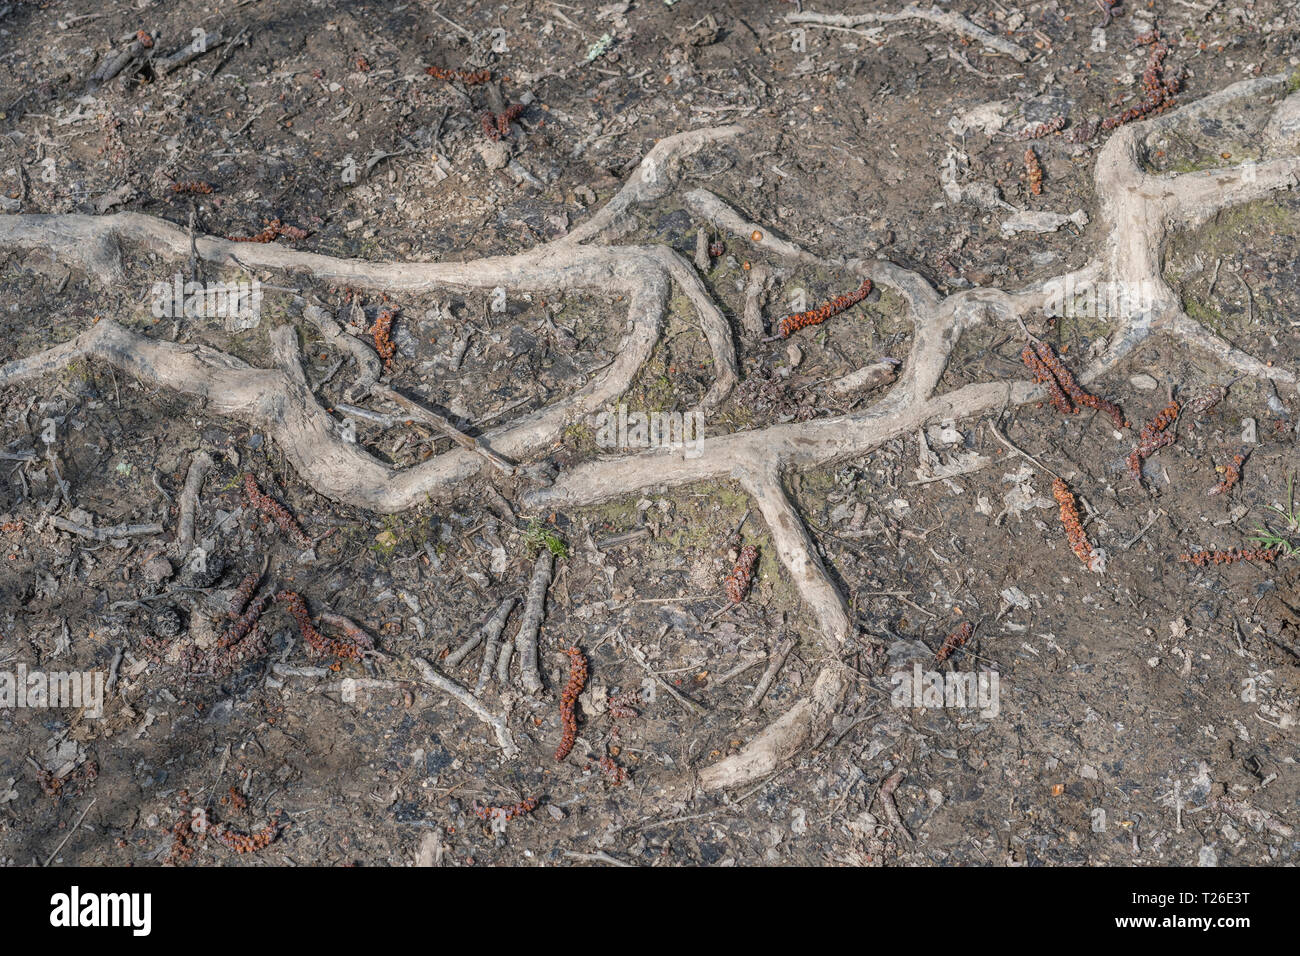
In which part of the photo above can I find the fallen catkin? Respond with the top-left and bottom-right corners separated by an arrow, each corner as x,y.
554,645 -> 587,761
1184,384 -> 1227,417
598,754 -> 630,786
1178,548 -> 1277,566
1206,451 -> 1247,497
607,689 -> 641,719
1127,400 -> 1179,480
1053,478 -> 1101,571
425,66 -> 490,84
724,544 -> 759,604
935,621 -> 973,663
215,812 -> 283,854
777,279 -> 872,338
243,473 -> 311,547
1021,345 -> 1073,414
275,591 -> 369,667
226,218 -> 309,243
229,572 -> 261,618
473,796 -> 538,822
1022,341 -> 1127,427
1024,148 -> 1043,195
371,306 -> 397,370
1012,116 -> 1065,140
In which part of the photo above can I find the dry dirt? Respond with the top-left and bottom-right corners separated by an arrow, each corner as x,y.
0,0 -> 1298,867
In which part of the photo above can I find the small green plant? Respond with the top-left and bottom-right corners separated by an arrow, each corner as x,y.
524,522 -> 569,558
1250,473 -> 1299,558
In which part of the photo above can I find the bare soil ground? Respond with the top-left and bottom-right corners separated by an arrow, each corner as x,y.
0,0 -> 1298,867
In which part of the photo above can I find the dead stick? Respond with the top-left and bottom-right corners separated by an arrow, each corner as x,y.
413,657 -> 519,758
513,550 -> 554,694
372,384 -> 515,475
446,597 -> 516,668
745,633 -> 797,710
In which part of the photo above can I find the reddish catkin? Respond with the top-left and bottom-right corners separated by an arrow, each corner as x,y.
371,307 -> 397,369
724,544 -> 759,604
474,796 -> 538,822
1206,451 -> 1247,497
497,102 -> 525,136
598,754 -> 630,786
216,812 -> 283,854
607,689 -> 641,719
275,591 -> 366,667
1027,341 -> 1127,427
934,621 -> 973,663
1021,345 -> 1073,414
777,279 -> 872,338
229,572 -> 260,617
216,595 -> 267,650
227,218 -> 309,243
1184,384 -> 1227,417
425,66 -> 490,84
136,30 -> 154,48
243,473 -> 311,546
1053,478 -> 1098,570
1178,548 -> 1277,566
554,646 -> 588,761
1024,147 -> 1043,195
1127,400 -> 1180,480
170,180 -> 213,195
1012,116 -> 1065,140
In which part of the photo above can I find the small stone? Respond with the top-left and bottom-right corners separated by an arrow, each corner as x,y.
142,556 -> 174,586
1129,373 -> 1158,391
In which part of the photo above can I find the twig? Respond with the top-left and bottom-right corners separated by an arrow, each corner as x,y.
446,597 -> 516,668
513,550 -> 554,694
876,769 -> 913,843
413,657 -> 519,759
44,798 -> 96,865
51,516 -> 163,541
372,384 -> 516,476
745,633 -> 796,710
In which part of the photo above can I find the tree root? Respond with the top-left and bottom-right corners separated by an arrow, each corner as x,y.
3,82 -> 1298,791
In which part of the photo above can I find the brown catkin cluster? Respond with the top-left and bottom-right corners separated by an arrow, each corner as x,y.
935,621 -> 973,663
473,797 -> 538,821
215,812 -> 283,854
607,689 -> 641,719
481,103 -> 525,140
275,591 -> 368,667
229,572 -> 261,618
1184,384 -> 1227,417
425,66 -> 490,84
1126,400 -> 1179,480
1053,478 -> 1098,569
1012,116 -> 1065,140
170,180 -> 213,195
1206,452 -> 1247,497
598,754 -> 630,786
1024,148 -> 1043,195
1022,341 -> 1127,427
226,218 -> 310,243
554,646 -> 588,761
243,473 -> 311,546
371,307 -> 397,370
1101,32 -> 1182,131
724,544 -> 759,604
1178,548 -> 1277,566
777,279 -> 872,338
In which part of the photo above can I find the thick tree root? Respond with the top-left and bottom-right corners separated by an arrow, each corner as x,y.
2,82 -> 1298,785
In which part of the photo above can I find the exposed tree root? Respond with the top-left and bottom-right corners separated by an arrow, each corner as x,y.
2,82 -> 1298,789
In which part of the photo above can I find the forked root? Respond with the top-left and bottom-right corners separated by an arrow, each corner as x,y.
2,83 -> 1298,787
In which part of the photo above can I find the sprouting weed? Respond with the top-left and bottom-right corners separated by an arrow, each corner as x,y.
524,522 -> 569,558
1250,473 -> 1299,558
